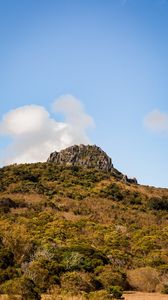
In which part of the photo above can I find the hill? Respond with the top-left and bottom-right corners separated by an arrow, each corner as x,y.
0,145 -> 168,299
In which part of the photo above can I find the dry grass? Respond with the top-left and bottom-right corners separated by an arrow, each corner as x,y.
124,292 -> 168,300
0,296 -> 19,300
42,295 -> 85,300
8,192 -> 45,204
1,292 -> 168,300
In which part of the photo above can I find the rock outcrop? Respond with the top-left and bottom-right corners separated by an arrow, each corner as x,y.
122,175 -> 138,185
47,144 -> 138,184
47,144 -> 113,172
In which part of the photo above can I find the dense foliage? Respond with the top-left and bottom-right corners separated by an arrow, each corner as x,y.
0,162 -> 168,299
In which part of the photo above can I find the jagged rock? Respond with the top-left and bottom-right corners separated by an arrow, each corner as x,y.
129,177 -> 138,184
122,175 -> 138,185
47,144 -> 113,172
47,144 -> 138,184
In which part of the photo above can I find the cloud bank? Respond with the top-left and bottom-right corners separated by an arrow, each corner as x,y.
144,109 -> 168,133
0,95 -> 94,165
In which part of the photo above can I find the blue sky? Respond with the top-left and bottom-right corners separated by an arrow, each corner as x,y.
1,0 -> 168,187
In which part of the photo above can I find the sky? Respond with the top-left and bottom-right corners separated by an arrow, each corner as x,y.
0,0 -> 168,187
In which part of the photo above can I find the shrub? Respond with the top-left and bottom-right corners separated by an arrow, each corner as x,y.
0,278 -> 21,295
20,276 -> 41,300
0,267 -> 19,284
129,196 -> 142,205
61,246 -> 108,272
108,285 -> 123,299
0,249 -> 14,269
60,271 -> 95,294
149,197 -> 168,211
88,290 -> 111,299
100,183 -> 123,201
22,173 -> 39,182
127,267 -> 159,292
23,261 -> 49,292
95,265 -> 127,290
162,285 -> 168,294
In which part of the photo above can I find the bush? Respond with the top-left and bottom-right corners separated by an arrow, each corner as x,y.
60,271 -> 95,294
23,261 -> 49,292
0,249 -> 14,269
95,265 -> 127,290
89,290 -> 111,299
162,285 -> 168,294
20,277 -> 41,300
149,197 -> 168,211
60,246 -> 108,272
100,184 -> 123,201
0,278 -> 21,294
127,267 -> 159,292
0,267 -> 18,284
108,285 -> 123,299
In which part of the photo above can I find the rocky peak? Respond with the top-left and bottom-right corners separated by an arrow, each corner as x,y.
47,144 -> 113,172
47,144 -> 138,184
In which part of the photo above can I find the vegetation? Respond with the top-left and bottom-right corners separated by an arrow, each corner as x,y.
0,162 -> 168,299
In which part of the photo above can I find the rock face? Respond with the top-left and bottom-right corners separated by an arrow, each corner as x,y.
122,175 -> 138,185
47,144 -> 138,184
47,144 -> 113,172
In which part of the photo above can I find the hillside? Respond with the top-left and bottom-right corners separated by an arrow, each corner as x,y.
0,145 -> 168,299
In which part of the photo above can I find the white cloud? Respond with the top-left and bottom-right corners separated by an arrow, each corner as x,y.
53,94 -> 94,130
1,105 -> 50,135
144,109 -> 168,133
0,95 -> 94,165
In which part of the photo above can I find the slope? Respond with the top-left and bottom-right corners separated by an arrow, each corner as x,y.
0,158 -> 168,298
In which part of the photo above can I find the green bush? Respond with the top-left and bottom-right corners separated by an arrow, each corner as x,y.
162,285 -> 168,294
23,261 -> 49,292
60,271 -> 95,294
60,246 -> 108,272
0,278 -> 21,294
0,249 -> 14,269
88,290 -> 111,299
100,184 -> 123,201
108,285 -> 123,299
95,265 -> 127,290
20,277 -> 41,300
0,267 -> 19,284
149,197 -> 168,211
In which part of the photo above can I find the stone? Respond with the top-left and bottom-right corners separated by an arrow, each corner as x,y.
47,144 -> 113,172
47,144 -> 138,184
122,175 -> 138,185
